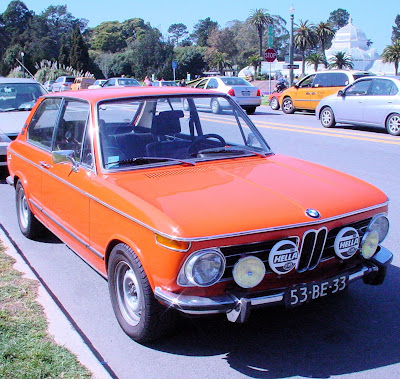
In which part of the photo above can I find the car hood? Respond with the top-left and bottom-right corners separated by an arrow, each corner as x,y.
0,110 -> 30,135
105,154 -> 387,239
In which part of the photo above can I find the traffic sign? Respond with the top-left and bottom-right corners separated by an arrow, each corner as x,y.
283,64 -> 300,69
172,61 -> 178,69
264,48 -> 277,63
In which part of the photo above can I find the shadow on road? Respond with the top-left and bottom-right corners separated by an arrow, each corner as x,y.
149,266 -> 400,378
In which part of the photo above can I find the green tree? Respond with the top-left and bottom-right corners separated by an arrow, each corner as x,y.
392,14 -> 400,42
191,17 -> 218,47
168,23 -> 188,46
305,52 -> 324,71
294,20 -> 317,74
382,40 -> 400,75
204,48 -> 231,74
207,27 -> 238,59
247,9 -> 271,59
58,43 -> 70,66
328,51 -> 354,69
173,46 -> 206,79
70,24 -> 90,72
314,21 -> 334,67
328,8 -> 349,32
247,54 -> 262,77
1,0 -> 32,37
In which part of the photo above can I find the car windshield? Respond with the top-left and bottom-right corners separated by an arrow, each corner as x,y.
220,77 -> 250,86
97,94 -> 271,169
117,79 -> 140,86
0,83 -> 46,112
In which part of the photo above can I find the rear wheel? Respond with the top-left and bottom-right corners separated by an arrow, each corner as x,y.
211,99 -> 221,114
108,243 -> 177,342
320,107 -> 336,128
270,97 -> 280,110
282,97 -> 295,114
15,180 -> 44,239
386,113 -> 400,136
246,107 -> 256,115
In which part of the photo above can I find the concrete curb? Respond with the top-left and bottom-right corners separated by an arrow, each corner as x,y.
0,228 -> 112,379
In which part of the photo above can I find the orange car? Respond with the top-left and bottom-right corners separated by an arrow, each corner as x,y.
6,87 -> 393,342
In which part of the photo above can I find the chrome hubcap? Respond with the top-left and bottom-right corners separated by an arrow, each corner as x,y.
116,261 -> 142,326
271,98 -> 278,108
283,100 -> 292,111
321,110 -> 332,125
389,115 -> 400,133
18,190 -> 29,229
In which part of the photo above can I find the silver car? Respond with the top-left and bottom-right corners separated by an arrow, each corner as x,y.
316,76 -> 400,136
0,78 -> 47,165
102,77 -> 141,87
52,76 -> 75,92
194,76 -> 261,115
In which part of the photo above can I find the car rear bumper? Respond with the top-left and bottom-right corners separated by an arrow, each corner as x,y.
0,142 -> 9,166
154,246 -> 393,321
233,97 -> 262,107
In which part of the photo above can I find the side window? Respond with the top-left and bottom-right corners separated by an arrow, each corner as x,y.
54,100 -> 90,163
299,75 -> 315,88
27,98 -> 62,150
313,74 -> 330,87
329,73 -> 349,87
206,78 -> 218,89
196,79 -> 208,89
369,79 -> 398,96
345,80 -> 372,96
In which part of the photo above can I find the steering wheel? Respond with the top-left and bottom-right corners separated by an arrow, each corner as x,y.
188,134 -> 226,156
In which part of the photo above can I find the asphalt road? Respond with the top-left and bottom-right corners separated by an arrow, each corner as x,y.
0,105 -> 399,379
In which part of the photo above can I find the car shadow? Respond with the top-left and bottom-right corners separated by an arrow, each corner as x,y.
334,124 -> 388,135
148,265 -> 400,377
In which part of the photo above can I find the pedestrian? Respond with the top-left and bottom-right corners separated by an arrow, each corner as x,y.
144,76 -> 152,86
179,78 -> 186,87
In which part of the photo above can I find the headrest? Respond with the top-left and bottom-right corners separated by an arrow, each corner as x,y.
152,110 -> 184,136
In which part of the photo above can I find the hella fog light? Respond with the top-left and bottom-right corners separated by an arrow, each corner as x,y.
361,231 -> 379,259
233,256 -> 265,289
367,215 -> 389,243
178,249 -> 225,287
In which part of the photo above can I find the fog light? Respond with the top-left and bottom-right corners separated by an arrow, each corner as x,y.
233,256 -> 265,289
361,231 -> 379,259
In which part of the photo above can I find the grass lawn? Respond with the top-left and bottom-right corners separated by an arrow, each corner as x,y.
0,242 -> 92,378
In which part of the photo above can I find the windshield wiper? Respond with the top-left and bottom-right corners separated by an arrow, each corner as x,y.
198,146 -> 269,157
105,156 -> 196,168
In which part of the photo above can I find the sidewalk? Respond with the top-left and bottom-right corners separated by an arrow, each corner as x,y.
0,228 -> 112,379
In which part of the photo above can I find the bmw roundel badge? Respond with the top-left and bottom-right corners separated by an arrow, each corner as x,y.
306,208 -> 321,219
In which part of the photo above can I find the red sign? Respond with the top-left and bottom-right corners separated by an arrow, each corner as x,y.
264,48 -> 277,62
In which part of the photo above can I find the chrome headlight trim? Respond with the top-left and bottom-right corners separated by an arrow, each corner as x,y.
366,214 -> 390,244
361,214 -> 389,259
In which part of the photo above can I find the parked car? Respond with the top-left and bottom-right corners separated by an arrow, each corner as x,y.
152,80 -> 178,87
194,76 -> 261,114
71,77 -> 96,91
6,86 -> 393,342
88,79 -> 107,89
316,76 -> 400,135
269,91 -> 283,110
52,76 -> 75,92
280,70 -> 375,114
43,80 -> 55,92
102,77 -> 141,88
0,77 -> 47,166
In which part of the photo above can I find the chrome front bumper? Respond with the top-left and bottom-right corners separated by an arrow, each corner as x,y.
154,246 -> 393,321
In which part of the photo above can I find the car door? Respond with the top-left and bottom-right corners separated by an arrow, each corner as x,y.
292,74 -> 315,109
195,78 -> 212,109
40,99 -> 93,250
334,79 -> 373,123
362,78 -> 399,125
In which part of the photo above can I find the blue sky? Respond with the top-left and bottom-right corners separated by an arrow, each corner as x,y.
0,0 -> 397,54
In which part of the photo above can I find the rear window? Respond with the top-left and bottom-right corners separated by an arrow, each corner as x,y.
220,77 -> 250,86
353,73 -> 375,80
65,77 -> 75,83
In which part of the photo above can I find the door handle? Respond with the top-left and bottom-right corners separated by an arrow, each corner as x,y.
306,92 -> 310,95
39,161 -> 51,169
311,92 -> 316,95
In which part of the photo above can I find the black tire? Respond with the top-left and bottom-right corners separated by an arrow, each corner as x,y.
282,97 -> 295,114
246,107 -> 256,115
270,97 -> 280,110
211,98 -> 221,114
320,106 -> 336,128
108,243 -> 177,342
385,113 -> 400,136
15,180 -> 45,239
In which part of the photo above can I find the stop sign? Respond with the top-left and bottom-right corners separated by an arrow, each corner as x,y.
264,48 -> 277,62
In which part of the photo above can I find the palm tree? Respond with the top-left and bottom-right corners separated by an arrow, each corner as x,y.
305,53 -> 324,71
382,40 -> 400,75
247,9 -> 273,58
294,20 -> 317,75
328,51 -> 354,69
248,54 -> 262,77
314,21 -> 335,67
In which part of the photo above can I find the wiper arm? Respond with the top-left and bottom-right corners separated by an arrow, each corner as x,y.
105,156 -> 196,168
198,146 -> 268,157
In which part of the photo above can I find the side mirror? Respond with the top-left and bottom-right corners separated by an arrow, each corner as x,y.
338,90 -> 345,97
52,150 -> 79,172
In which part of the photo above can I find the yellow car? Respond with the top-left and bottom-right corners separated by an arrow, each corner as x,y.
280,70 -> 375,114
71,77 -> 96,91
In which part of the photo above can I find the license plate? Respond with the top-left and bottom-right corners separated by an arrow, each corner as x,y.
242,91 -> 250,96
284,274 -> 348,308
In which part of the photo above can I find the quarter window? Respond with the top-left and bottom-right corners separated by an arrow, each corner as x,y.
206,78 -> 218,89
369,79 -> 399,96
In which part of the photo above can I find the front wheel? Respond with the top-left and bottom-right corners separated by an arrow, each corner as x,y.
320,107 -> 336,128
270,97 -> 280,110
386,113 -> 400,136
282,97 -> 295,114
246,107 -> 256,115
108,243 -> 177,342
211,98 -> 221,114
15,180 -> 45,239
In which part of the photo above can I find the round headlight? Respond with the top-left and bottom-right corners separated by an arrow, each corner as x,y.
361,230 -> 379,259
368,215 -> 389,243
233,256 -> 265,289
181,249 -> 225,287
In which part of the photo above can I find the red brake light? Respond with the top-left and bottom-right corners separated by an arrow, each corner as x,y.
228,88 -> 235,96
256,89 -> 261,96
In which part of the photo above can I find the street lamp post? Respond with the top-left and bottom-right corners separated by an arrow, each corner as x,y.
21,52 -> 25,78
289,6 -> 295,86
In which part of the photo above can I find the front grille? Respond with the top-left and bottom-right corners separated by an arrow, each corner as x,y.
218,218 -> 372,282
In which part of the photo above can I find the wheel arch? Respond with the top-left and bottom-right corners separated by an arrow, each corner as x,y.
385,112 -> 400,126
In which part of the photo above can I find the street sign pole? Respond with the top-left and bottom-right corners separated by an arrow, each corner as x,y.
172,61 -> 178,81
264,48 -> 277,95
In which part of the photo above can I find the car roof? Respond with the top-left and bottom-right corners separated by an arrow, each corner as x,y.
44,86 -> 225,103
0,77 -> 41,84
